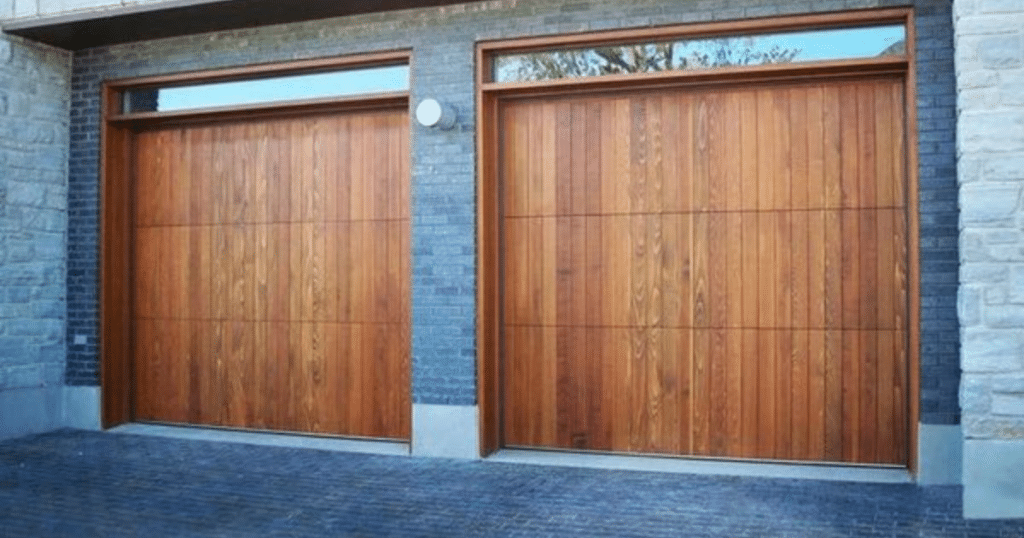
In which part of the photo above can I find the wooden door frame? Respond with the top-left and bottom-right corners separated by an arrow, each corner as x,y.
100,50 -> 412,428
475,8 -> 920,471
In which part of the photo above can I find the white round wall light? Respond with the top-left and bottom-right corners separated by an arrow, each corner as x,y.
416,98 -> 456,130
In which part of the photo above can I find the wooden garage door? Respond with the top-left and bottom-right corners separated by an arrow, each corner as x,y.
131,107 -> 410,439
500,77 -> 908,464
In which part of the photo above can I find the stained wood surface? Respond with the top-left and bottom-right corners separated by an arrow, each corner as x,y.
499,78 -> 908,464
132,108 -> 410,439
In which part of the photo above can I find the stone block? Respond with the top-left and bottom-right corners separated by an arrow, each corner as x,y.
32,233 -> 64,261
0,387 -> 62,440
982,230 -> 1021,245
5,181 -> 46,207
992,393 -> 1024,416
0,363 -> 45,389
961,263 -> 1008,283
961,329 -> 1023,372
985,284 -> 1011,305
999,69 -> 1024,106
958,87 -> 1000,110
960,375 -> 990,413
983,154 -> 1024,182
0,304 -> 27,318
987,244 -> 1024,262
991,375 -> 1024,392
0,337 -> 29,362
963,439 -> 1024,519
958,285 -> 981,327
963,415 -> 1024,439
959,183 -> 1021,224
21,208 -> 65,233
979,34 -> 1021,68
980,0 -> 1024,14
8,318 -> 62,340
957,67 -> 998,90
36,0 -> 123,16
985,305 -> 1024,327
11,0 -> 34,18
959,111 -> 1024,153
958,156 -> 983,184
956,13 -> 1024,36
31,299 -> 63,318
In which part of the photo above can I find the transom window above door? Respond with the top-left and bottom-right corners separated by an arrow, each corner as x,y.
122,63 -> 409,114
491,23 -> 906,83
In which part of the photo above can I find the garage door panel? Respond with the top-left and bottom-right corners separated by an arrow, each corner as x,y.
500,78 -> 909,464
132,108 -> 410,439
501,211 -> 906,332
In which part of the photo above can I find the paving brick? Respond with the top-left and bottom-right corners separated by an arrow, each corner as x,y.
1,430 -> 1023,537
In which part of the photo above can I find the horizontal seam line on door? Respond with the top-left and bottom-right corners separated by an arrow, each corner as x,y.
502,207 -> 906,218
134,218 -> 411,228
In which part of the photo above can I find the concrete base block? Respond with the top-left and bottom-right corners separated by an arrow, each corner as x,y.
917,423 -> 962,485
0,387 -> 62,441
62,386 -> 101,431
963,439 -> 1024,519
412,404 -> 478,459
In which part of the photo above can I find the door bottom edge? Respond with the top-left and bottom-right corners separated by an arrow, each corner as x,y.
487,447 -> 912,484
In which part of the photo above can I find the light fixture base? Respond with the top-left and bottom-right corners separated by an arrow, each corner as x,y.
416,98 -> 456,130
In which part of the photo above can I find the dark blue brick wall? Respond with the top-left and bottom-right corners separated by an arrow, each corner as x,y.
65,0 -> 959,421
914,0 -> 959,425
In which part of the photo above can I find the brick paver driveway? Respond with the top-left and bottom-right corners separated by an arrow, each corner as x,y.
1,430 -> 1022,537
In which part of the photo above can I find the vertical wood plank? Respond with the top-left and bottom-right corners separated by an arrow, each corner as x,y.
808,329 -> 826,460
840,84 -> 860,209
757,328 -> 776,459
757,89 -> 775,211
740,329 -> 759,457
842,330 -> 861,462
775,329 -> 793,459
824,328 -> 843,461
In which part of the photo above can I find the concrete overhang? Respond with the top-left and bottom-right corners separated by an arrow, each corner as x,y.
1,0 -> 473,50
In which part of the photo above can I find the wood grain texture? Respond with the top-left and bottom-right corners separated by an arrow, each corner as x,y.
499,77 -> 909,464
131,107 -> 410,439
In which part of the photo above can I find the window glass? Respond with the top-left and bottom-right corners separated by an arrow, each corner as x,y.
493,25 -> 905,83
123,64 -> 410,113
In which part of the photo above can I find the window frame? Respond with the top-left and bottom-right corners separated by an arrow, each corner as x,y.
106,49 -> 411,126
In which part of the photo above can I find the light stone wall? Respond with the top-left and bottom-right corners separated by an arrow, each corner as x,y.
1,0 -> 174,20
954,0 -> 1024,520
0,30 -> 72,439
